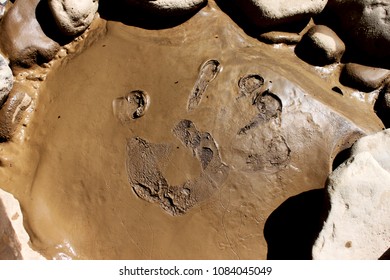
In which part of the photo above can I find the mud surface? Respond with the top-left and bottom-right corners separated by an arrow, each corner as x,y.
188,59 -> 221,111
0,2 -> 384,259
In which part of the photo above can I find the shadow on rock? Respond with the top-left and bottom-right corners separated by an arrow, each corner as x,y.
214,0 -> 259,38
98,0 -> 205,30
35,0 -> 74,46
332,146 -> 352,171
214,0 -> 311,38
379,248 -> 390,260
374,87 -> 390,129
313,5 -> 390,69
264,188 -> 329,260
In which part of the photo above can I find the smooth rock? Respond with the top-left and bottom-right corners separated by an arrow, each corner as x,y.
48,0 -> 99,36
259,31 -> 302,45
0,54 -> 13,107
296,25 -> 345,66
0,188 -> 44,259
232,0 -> 328,29
340,63 -> 390,92
324,0 -> 390,66
351,129 -> 390,172
313,129 -> 390,259
124,0 -> 207,15
0,0 -> 60,67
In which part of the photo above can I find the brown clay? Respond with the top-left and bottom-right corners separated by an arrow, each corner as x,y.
0,1 -> 385,259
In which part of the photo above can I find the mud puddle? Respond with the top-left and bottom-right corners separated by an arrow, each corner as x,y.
0,2 -> 384,259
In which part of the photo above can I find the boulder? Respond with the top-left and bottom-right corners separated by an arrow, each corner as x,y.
0,0 -> 60,67
351,129 -> 390,172
124,0 -> 207,16
296,25 -> 345,66
340,63 -> 390,92
48,0 -> 99,36
0,54 -> 13,107
323,0 -> 390,67
232,0 -> 328,29
0,188 -> 44,259
313,129 -> 390,259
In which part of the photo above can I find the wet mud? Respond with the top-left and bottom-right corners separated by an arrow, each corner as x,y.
127,119 -> 228,216
0,1 -> 384,259
188,59 -> 221,111
113,90 -> 150,123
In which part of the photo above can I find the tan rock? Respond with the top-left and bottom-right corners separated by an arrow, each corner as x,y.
232,0 -> 328,29
0,53 -> 13,107
48,0 -> 99,36
124,0 -> 207,15
0,188 -> 44,259
351,129 -> 390,172
313,129 -> 390,259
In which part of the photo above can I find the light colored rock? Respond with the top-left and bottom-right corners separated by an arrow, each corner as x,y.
351,129 -> 390,172
325,0 -> 390,66
296,25 -> 345,66
0,0 -> 7,18
0,188 -> 45,259
0,54 -> 13,107
125,0 -> 207,15
233,0 -> 328,29
48,0 -> 99,36
313,129 -> 390,259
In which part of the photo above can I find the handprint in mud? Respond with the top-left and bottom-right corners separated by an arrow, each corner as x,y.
126,120 -> 229,216
121,61 -> 291,216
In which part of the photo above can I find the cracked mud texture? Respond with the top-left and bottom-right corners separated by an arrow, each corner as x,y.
0,1 -> 385,259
